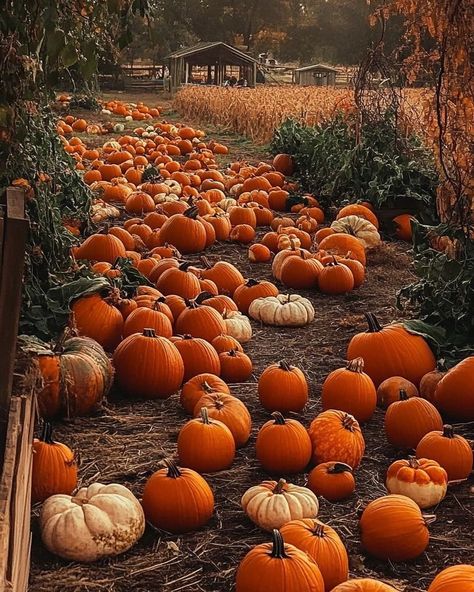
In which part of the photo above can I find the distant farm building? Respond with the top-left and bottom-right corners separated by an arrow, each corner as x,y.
167,42 -> 259,92
294,64 -> 339,86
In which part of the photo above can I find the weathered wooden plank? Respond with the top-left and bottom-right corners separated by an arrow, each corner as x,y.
0,206 -> 5,270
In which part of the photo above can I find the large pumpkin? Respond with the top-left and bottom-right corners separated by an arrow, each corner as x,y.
427,565 -> 474,592
141,459 -> 214,533
40,483 -> 145,562
74,230 -> 126,263
175,299 -> 227,343
32,423 -> 78,503
236,529 -> 325,592
113,329 -> 184,399
321,358 -> 376,423
258,361 -> 308,413
433,356 -> 474,420
359,494 -> 431,561
308,410 -> 365,468
33,335 -> 113,418
71,292 -> 123,351
280,519 -> 349,592
347,313 -> 436,386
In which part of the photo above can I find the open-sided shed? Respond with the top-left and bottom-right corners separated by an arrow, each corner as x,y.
167,42 -> 258,91
295,63 -> 339,86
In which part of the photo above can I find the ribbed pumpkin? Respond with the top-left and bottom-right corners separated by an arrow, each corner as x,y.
384,390 -> 443,449
233,278 -> 279,315
386,457 -> 447,509
74,230 -> 126,263
419,365 -> 446,402
219,349 -> 253,383
319,234 -> 366,265
178,407 -> 236,472
71,292 -> 123,351
193,392 -> 251,448
256,412 -> 312,474
309,410 -> 365,468
172,335 -> 221,381
200,258 -> 245,296
280,254 -> 323,289
331,579 -> 398,592
376,376 -> 419,408
32,423 -> 78,503
211,333 -> 243,353
416,425 -> 473,481
156,261 -> 202,299
280,519 -> 349,592
307,462 -> 355,502
337,204 -> 379,228
427,564 -> 474,592
202,294 -> 239,314
318,260 -> 355,294
433,356 -> 474,420
236,529 -> 325,592
321,358 -> 376,423
123,304 -> 173,338
347,313 -> 436,387
175,299 -> 227,343
113,329 -> 184,399
180,373 -> 230,414
141,459 -> 214,534
158,207 -> 207,254
258,361 -> 308,413
359,494 -> 431,561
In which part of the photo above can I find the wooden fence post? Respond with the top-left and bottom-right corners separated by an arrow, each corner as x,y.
0,187 -> 29,467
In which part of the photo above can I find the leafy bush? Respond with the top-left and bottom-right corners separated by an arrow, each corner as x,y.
271,111 -> 438,221
398,223 -> 474,364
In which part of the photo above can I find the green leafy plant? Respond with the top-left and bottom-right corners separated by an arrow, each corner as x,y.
271,111 -> 438,221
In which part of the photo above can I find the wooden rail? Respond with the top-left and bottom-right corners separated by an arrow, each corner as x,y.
0,186 -> 33,592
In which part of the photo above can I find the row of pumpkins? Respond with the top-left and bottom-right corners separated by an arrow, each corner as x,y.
31,112 -> 473,591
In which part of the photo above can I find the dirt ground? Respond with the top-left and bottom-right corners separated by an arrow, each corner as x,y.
29,92 -> 473,592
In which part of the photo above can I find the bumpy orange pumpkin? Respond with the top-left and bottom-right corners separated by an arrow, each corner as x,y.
386,457 -> 447,508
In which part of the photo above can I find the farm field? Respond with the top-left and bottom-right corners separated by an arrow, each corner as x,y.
25,94 -> 473,592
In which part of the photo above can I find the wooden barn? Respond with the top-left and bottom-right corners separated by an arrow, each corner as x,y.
167,42 -> 258,92
294,64 -> 339,86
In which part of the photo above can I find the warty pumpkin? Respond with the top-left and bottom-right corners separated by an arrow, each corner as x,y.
219,349 -> 253,382
241,479 -> 319,531
141,459 -> 214,533
416,424 -> 473,482
178,407 -> 236,472
32,423 -> 78,503
280,519 -> 349,592
384,389 -> 443,449
172,334 -> 221,381
113,329 -> 184,399
359,494 -> 432,561
236,529 -> 325,592
307,462 -> 355,502
258,361 -> 308,413
321,358 -> 377,423
180,373 -> 230,414
308,410 -> 365,468
255,412 -> 312,474
386,457 -> 447,508
347,313 -> 436,387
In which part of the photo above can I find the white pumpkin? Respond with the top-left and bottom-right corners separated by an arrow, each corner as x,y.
248,294 -> 315,327
113,123 -> 125,133
222,310 -> 252,343
330,215 -> 381,249
386,458 -> 448,509
40,483 -> 145,562
164,179 -> 182,196
241,478 -> 319,531
217,198 -> 237,212
229,183 -> 244,197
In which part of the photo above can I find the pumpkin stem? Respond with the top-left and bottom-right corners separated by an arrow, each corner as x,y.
143,328 -> 157,337
200,407 -> 210,424
270,529 -> 288,559
194,291 -> 213,304
163,458 -> 181,478
184,206 -> 200,219
202,381 -> 217,393
228,349 -> 238,357
200,255 -> 212,269
346,358 -> 364,373
399,389 -> 409,401
246,278 -> 260,287
271,412 -> 286,425
273,478 -> 287,494
182,334 -> 193,340
178,261 -> 193,272
442,424 -> 455,438
341,413 -> 357,431
312,523 -> 326,537
287,294 -> 291,303
365,312 -> 383,333
328,462 -> 353,474
279,360 -> 292,371
408,456 -> 420,469
214,399 -> 225,410
40,422 -> 54,444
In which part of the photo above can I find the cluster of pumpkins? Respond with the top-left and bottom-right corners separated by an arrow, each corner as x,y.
29,113 -> 474,591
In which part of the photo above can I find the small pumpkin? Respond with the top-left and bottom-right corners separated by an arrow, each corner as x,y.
419,364 -> 446,402
307,462 -> 355,502
200,257 -> 244,296
180,373 -> 230,414
256,412 -> 312,474
376,376 -> 419,408
141,459 -> 214,533
258,361 -> 308,413
319,234 -> 366,265
386,457 -> 447,508
172,334 -> 221,381
330,215 -> 381,249
194,392 -> 251,448
71,292 -> 123,351
211,333 -> 243,354
249,293 -> 315,327
177,407 -> 236,472
331,579 -> 398,592
318,259 -> 355,294
219,349 -> 253,383
393,214 -> 414,241
241,479 -> 319,531
248,243 -> 272,263
222,310 -> 253,343
156,260 -> 202,299
175,298 -> 227,343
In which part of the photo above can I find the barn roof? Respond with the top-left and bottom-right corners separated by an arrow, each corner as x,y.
295,63 -> 339,73
166,42 -> 257,64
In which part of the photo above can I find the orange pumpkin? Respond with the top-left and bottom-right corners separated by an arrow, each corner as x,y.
376,376 -> 419,408
307,462 -> 355,502
386,457 -> 447,508
180,373 -> 230,414
258,361 -> 308,413
427,564 -> 474,592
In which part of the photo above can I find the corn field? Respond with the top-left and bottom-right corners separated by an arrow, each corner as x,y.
174,86 -> 433,144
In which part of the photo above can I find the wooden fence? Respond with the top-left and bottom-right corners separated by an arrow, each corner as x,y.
0,187 -> 34,592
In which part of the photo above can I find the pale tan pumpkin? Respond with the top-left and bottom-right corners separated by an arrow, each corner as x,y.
330,215 -> 381,249
248,294 -> 315,327
222,310 -> 252,343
